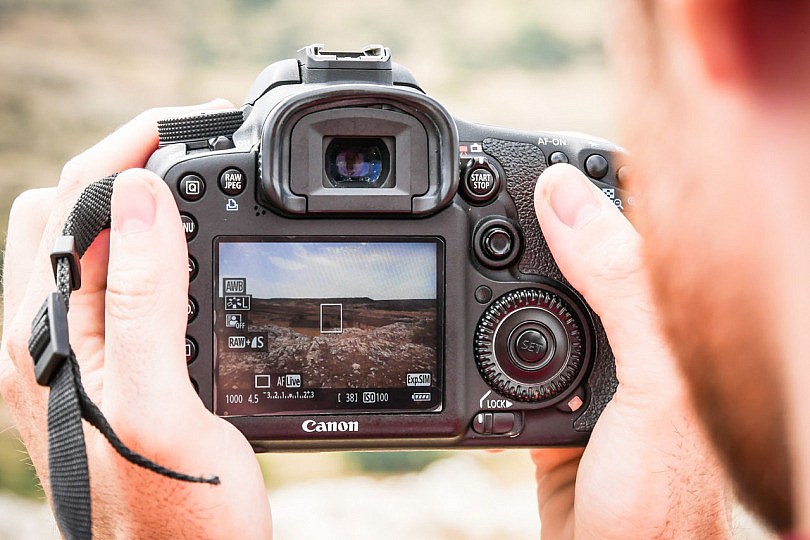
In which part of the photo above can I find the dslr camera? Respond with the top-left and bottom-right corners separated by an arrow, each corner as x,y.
147,45 -> 627,450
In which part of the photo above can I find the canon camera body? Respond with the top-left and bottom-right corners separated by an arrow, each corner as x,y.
146,45 -> 628,451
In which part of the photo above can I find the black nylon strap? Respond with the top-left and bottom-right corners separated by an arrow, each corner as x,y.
28,174 -> 219,540
48,357 -> 91,539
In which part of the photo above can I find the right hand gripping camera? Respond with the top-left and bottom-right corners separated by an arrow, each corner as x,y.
147,44 -> 628,450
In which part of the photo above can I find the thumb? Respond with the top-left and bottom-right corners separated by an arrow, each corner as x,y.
103,169 -> 197,416
534,164 -> 670,389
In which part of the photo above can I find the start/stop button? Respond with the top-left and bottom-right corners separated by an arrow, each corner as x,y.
462,158 -> 500,203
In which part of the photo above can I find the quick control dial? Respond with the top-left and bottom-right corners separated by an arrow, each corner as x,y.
474,287 -> 592,403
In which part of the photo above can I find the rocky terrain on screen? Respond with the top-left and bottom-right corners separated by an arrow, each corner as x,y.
217,297 -> 438,391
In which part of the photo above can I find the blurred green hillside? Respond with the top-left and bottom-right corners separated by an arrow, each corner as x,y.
0,0 -> 614,501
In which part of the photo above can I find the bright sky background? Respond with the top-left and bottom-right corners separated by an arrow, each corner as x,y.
218,241 -> 438,300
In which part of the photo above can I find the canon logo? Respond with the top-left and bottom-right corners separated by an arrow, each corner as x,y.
301,419 -> 359,433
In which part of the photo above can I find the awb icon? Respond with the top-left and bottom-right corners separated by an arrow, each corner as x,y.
223,278 -> 246,294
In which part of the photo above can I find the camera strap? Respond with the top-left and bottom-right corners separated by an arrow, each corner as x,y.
27,174 -> 219,540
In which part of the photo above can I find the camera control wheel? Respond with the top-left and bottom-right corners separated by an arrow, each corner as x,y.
473,287 -> 592,403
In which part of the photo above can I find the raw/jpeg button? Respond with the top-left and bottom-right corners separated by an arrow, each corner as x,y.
219,168 -> 246,196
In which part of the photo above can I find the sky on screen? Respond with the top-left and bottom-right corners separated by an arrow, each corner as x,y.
218,241 -> 437,300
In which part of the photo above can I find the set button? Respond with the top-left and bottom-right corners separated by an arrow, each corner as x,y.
178,174 -> 205,201
513,328 -> 549,365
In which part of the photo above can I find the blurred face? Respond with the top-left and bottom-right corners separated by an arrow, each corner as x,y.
612,1 -> 792,531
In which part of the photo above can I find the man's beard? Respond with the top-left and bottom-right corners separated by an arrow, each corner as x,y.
640,191 -> 794,531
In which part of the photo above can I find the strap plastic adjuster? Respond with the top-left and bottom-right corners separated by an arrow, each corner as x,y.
30,292 -> 71,386
50,235 -> 81,291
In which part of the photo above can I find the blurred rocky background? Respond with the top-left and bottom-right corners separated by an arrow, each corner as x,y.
0,1 -> 772,538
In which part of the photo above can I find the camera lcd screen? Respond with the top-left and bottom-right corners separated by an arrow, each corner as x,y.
213,238 -> 444,416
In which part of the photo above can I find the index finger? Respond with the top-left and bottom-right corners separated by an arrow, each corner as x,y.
5,99 -> 235,378
57,98 -> 234,194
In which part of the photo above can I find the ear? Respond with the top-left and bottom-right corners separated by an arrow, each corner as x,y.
676,0 -> 810,95
659,0 -> 810,93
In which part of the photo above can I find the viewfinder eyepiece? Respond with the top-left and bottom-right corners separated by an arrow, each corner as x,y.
324,137 -> 391,188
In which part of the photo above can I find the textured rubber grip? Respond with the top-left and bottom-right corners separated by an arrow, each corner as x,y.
158,109 -> 244,145
482,137 -> 618,433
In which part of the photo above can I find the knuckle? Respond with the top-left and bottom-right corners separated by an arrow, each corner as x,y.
134,106 -> 176,132
8,188 -> 54,225
59,154 -> 92,191
594,233 -> 645,285
132,108 -> 162,130
0,359 -> 17,401
105,266 -> 165,319
4,318 -> 33,371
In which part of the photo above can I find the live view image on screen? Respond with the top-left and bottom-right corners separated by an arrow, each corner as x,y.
214,238 -> 443,416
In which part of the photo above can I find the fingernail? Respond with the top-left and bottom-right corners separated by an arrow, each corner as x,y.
113,175 -> 157,235
547,170 -> 602,229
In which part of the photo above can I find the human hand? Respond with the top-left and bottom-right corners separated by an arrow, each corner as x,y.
1,102 -> 272,538
530,164 -> 731,539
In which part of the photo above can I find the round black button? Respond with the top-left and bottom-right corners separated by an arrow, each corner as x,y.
474,285 -> 493,304
463,161 -> 500,203
483,227 -> 513,259
473,218 -> 522,269
181,213 -> 197,241
178,174 -> 205,201
188,256 -> 198,281
188,297 -> 198,322
219,168 -> 246,196
468,168 -> 496,195
185,337 -> 198,364
549,152 -> 569,165
514,329 -> 548,364
585,154 -> 609,179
